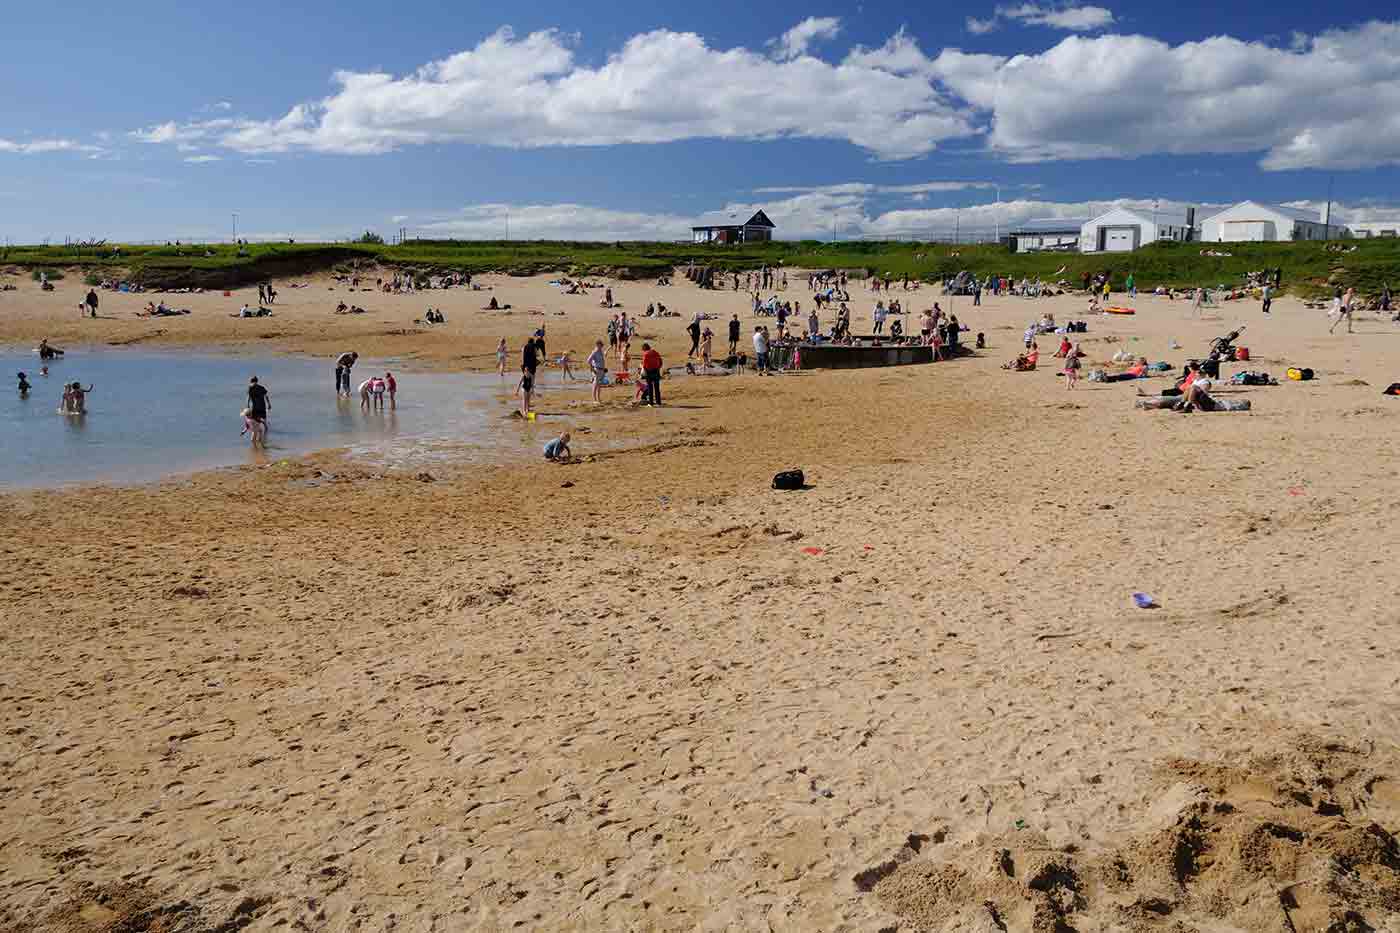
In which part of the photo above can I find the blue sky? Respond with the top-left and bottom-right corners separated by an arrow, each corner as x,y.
2,0 -> 1397,243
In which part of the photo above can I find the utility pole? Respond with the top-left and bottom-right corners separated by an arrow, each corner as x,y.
994,187 -> 1001,244
1324,176 -> 1334,242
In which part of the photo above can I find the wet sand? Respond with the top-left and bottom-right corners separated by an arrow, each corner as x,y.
4,263 -> 1400,930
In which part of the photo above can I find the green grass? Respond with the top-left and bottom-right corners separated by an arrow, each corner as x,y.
2,237 -> 1396,298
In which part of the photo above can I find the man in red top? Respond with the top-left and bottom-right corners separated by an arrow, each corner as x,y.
640,343 -> 663,406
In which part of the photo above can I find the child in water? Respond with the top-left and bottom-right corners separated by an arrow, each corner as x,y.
543,432 -> 572,461
240,407 -> 266,447
17,372 -> 30,396
384,372 -> 397,409
515,364 -> 534,416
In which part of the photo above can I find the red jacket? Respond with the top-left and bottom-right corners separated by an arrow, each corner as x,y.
642,349 -> 662,371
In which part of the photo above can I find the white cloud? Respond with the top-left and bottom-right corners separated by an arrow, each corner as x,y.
390,214 -> 409,224
184,155 -> 222,163
754,181 -> 999,195
130,24 -> 972,161
403,194 -> 1213,242
929,20 -> 1400,169
245,158 -> 276,165
121,19 -> 1400,171
412,203 -> 694,241
214,101 -> 233,111
965,4 -> 1114,34
0,138 -> 102,155
998,4 -> 1115,31
768,16 -> 842,60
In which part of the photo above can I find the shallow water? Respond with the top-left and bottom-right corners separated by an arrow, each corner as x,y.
1,349 -> 523,488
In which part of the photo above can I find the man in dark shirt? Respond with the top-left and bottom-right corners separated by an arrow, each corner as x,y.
335,350 -> 357,396
728,314 -> 740,356
522,338 -> 539,378
247,376 -> 270,424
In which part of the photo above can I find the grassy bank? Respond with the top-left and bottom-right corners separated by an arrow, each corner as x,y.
2,237 -> 1396,297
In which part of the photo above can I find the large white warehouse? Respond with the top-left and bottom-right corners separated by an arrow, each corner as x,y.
1199,201 -> 1348,242
1079,207 -> 1197,253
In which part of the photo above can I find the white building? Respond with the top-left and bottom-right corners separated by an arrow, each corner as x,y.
1199,201 -> 1347,242
1079,207 -> 1197,253
1007,218 -> 1089,254
1348,222 -> 1400,239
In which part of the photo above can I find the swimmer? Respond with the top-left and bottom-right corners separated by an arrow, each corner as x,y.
543,432 -> 572,461
384,371 -> 397,409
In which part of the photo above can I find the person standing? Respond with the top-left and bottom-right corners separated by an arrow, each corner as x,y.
973,279 -> 982,307
522,336 -> 539,382
84,288 -> 99,318
334,351 -> 358,396
246,376 -> 270,439
640,342 -> 663,406
515,364 -> 534,416
587,340 -> 607,403
1261,283 -> 1272,315
728,313 -> 740,357
753,325 -> 769,374
687,313 -> 702,358
1126,272 -> 1136,300
1329,286 -> 1353,334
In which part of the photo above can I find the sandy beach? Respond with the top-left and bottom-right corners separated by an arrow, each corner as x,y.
5,263 -> 1400,931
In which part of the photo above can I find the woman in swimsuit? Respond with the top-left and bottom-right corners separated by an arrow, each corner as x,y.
496,338 -> 508,379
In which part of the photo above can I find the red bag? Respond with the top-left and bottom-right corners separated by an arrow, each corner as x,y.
1235,347 -> 1249,361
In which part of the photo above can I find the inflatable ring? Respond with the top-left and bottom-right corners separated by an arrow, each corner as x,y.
1104,307 -> 1136,315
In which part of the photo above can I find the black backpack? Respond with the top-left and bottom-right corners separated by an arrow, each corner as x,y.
772,469 -> 805,490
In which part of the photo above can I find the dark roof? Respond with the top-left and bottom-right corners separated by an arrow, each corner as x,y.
1010,217 -> 1090,234
692,208 -> 777,231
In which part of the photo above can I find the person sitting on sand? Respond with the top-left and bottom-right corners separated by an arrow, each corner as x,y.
1054,335 -> 1072,358
544,432 -> 572,461
1003,343 -> 1039,372
485,296 -> 500,310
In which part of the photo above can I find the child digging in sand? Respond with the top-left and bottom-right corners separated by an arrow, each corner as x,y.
543,432 -> 572,461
